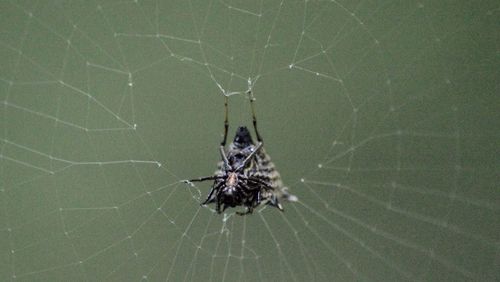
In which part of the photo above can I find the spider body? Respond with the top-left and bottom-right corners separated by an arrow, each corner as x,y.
185,92 -> 296,215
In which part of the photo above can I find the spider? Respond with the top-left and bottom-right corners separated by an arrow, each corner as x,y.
184,91 -> 297,215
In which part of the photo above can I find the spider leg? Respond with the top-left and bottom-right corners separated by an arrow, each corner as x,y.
235,142 -> 262,171
221,96 -> 229,146
221,197 -> 231,213
216,203 -> 222,214
219,146 -> 230,170
218,96 -> 232,170
214,186 -> 227,213
236,182 -> 262,215
202,181 -> 223,205
222,202 -> 235,213
247,90 -> 263,143
246,177 -> 273,190
216,197 -> 222,214
185,176 -> 221,183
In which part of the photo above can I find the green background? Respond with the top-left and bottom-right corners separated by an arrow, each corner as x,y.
1,1 -> 498,281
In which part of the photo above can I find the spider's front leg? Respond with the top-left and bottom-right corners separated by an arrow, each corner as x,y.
184,175 -> 221,184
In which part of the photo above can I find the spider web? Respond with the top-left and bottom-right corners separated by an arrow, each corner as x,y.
1,0 -> 499,281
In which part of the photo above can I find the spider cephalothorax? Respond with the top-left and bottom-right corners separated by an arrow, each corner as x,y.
184,92 -> 297,215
